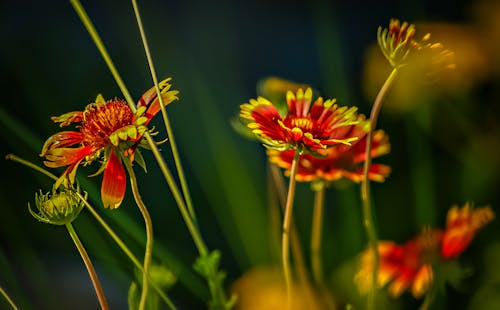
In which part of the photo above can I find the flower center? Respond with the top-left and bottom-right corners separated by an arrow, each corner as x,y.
80,99 -> 135,148
289,117 -> 313,132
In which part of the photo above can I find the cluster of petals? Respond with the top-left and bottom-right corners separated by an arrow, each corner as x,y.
355,203 -> 494,299
267,114 -> 391,183
40,78 -> 178,209
240,88 -> 359,153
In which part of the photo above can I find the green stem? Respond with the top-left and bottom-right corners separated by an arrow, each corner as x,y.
269,163 -> 309,286
0,286 -> 19,310
66,223 -> 109,310
122,158 -> 154,310
131,0 -> 197,225
361,67 -> 398,309
311,185 -> 325,286
5,154 -> 57,180
282,150 -> 300,307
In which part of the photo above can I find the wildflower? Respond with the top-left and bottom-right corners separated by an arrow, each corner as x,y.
354,229 -> 440,299
240,88 -> 359,153
40,78 -> 178,209
267,115 -> 391,183
441,203 -> 495,259
354,203 -> 494,299
29,185 -> 86,225
378,19 -> 453,69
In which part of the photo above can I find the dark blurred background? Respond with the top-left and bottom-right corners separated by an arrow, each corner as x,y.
1,0 -> 499,309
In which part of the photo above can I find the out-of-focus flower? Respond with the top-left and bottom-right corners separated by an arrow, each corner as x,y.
231,266 -> 324,310
355,203 -> 494,299
365,22 -> 490,114
378,19 -> 454,69
29,185 -> 86,225
441,203 -> 495,259
240,88 -> 359,152
267,115 -> 391,183
354,229 -> 440,299
40,78 -> 178,209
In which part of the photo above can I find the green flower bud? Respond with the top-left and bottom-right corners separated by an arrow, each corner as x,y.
29,186 -> 86,225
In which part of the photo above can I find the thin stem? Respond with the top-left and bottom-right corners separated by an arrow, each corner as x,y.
0,286 -> 19,310
361,67 -> 398,310
143,134 -> 208,256
66,223 -> 109,310
282,150 -> 300,307
269,163 -> 309,286
311,185 -> 325,286
70,0 -> 136,112
122,158 -> 154,310
5,154 -> 57,180
131,0 -> 197,225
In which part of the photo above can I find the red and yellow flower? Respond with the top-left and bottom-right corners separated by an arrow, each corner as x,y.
240,88 -> 359,152
355,203 -> 494,299
267,115 -> 391,183
40,78 -> 178,209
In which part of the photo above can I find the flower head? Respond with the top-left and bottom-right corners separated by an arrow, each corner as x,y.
267,114 -> 391,183
441,203 -> 495,259
29,185 -> 86,225
355,229 -> 440,299
240,88 -> 359,152
40,78 -> 178,209
378,19 -> 453,69
355,203 -> 494,299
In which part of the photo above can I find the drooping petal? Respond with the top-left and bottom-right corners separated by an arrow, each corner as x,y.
41,131 -> 85,156
101,150 -> 126,209
42,145 -> 94,168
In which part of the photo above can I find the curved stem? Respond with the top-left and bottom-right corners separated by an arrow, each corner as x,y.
311,185 -> 325,286
282,150 -> 300,307
122,158 -> 154,310
0,286 -> 19,310
269,163 -> 309,286
66,223 -> 109,310
361,67 -> 398,309
131,0 -> 197,225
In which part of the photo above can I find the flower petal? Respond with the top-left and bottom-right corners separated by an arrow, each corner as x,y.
101,150 -> 126,209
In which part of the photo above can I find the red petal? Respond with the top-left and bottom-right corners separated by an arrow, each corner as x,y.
101,150 -> 126,209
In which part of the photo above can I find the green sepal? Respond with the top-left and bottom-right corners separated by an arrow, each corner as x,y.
134,149 -> 148,173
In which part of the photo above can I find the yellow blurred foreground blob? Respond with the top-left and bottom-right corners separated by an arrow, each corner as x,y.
363,22 -> 492,114
231,266 -> 326,310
